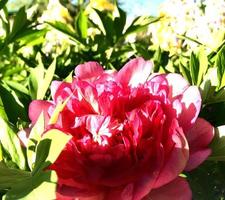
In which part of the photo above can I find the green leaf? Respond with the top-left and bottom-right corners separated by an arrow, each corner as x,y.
3,169 -> 57,200
0,145 -> 3,161
0,98 -> 8,121
114,7 -> 126,39
93,9 -> 115,43
16,28 -> 47,46
197,47 -> 208,86
0,0 -> 8,10
0,162 -> 30,190
75,9 -> 88,39
0,83 -> 28,124
29,66 -> 41,100
26,112 -> 45,171
200,67 -> 219,104
124,16 -> 160,37
46,21 -> 75,37
216,45 -> 225,89
189,52 -> 199,85
208,125 -> 225,161
5,6 -> 27,44
33,129 -> 71,174
4,80 -> 29,96
0,117 -> 26,169
179,62 -> 192,83
29,58 -> 56,100
46,21 -> 85,46
37,59 -> 56,100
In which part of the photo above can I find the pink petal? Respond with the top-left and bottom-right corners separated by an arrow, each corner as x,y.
165,73 -> 189,98
185,149 -> 211,171
75,61 -> 104,81
148,177 -> 192,200
131,145 -> 164,200
185,118 -> 214,171
153,120 -> 189,188
116,58 -> 153,87
29,100 -> 52,125
186,118 -> 214,149
178,86 -> 202,132
51,81 -> 73,102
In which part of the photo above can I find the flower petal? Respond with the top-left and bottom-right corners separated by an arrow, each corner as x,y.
153,120 -> 189,188
165,73 -> 189,98
56,185 -> 104,200
28,100 -> 52,125
178,86 -> 202,132
148,177 -> 192,200
116,58 -> 153,87
185,149 -> 211,171
75,61 -> 104,81
185,118 -> 214,171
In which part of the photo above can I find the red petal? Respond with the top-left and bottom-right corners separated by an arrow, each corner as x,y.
153,120 -> 189,188
116,58 -> 153,87
148,177 -> 192,200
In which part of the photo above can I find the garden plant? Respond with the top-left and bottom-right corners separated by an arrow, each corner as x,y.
0,0 -> 225,199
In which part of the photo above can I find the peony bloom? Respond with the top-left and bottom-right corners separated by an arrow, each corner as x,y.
29,58 -> 214,200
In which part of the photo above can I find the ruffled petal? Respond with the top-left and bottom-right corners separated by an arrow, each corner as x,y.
185,149 -> 211,171
28,100 -> 52,125
75,61 -> 104,81
56,185 -> 104,200
185,118 -> 214,171
148,177 -> 192,200
153,120 -> 189,188
116,58 -> 153,87
165,73 -> 189,98
178,86 -> 202,132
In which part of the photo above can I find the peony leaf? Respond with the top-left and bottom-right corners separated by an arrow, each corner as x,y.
0,0 -> 8,11
0,117 -> 26,170
124,16 -> 160,37
75,9 -> 88,39
3,167 -> 57,200
28,58 -> 44,100
4,6 -> 27,45
216,45 -> 225,89
208,125 -> 225,161
0,162 -> 30,190
37,59 -> 56,100
189,52 -> 199,85
197,47 -> 208,86
32,129 -> 71,174
48,93 -> 73,125
0,145 -> 2,161
0,83 -> 28,124
26,112 -> 45,171
29,57 -> 56,100
114,7 -> 126,39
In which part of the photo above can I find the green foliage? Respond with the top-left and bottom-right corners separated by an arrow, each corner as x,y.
29,57 -> 56,100
216,45 -> 225,90
0,0 -> 225,199
0,117 -> 26,169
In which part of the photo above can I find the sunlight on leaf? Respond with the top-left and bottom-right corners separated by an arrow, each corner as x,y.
0,117 -> 26,169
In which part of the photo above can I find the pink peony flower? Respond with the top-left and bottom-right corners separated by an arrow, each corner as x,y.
29,58 -> 214,200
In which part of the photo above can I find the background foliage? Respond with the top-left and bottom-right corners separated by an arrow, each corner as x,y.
0,0 -> 225,199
